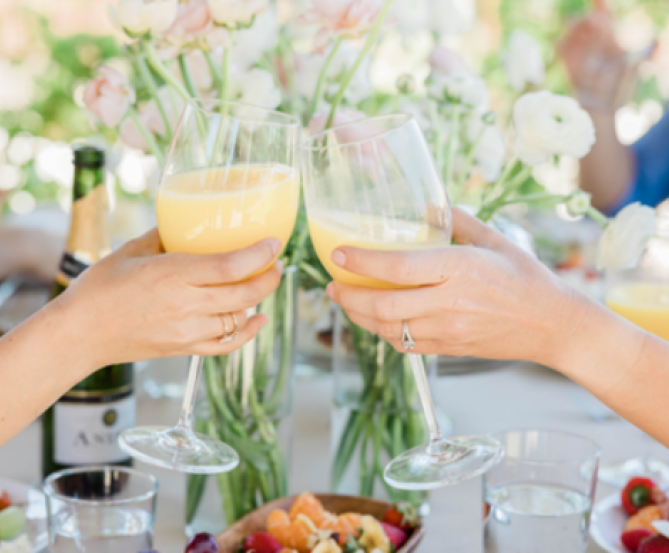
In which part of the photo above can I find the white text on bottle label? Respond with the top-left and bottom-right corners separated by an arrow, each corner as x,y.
54,395 -> 135,465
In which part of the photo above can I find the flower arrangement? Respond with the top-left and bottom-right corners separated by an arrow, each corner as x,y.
80,0 -> 658,522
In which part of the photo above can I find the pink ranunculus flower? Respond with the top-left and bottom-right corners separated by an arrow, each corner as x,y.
297,0 -> 384,52
308,107 -> 367,137
167,0 -> 212,40
429,46 -> 471,76
83,66 -> 135,128
119,87 -> 183,151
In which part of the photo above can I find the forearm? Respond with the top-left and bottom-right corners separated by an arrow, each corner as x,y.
550,296 -> 669,446
579,111 -> 635,212
0,298 -> 93,446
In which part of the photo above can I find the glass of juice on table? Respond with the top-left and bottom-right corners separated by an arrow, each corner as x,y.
119,99 -> 300,473
600,206 -> 669,486
301,113 -> 503,490
484,430 -> 600,553
44,466 -> 158,553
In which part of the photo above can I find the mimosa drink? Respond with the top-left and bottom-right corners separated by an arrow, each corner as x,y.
156,164 -> 299,255
308,208 -> 450,289
606,282 -> 669,342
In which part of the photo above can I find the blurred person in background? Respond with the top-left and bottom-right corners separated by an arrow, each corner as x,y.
558,0 -> 668,214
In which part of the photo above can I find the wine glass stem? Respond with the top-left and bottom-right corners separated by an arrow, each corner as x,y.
408,353 -> 443,442
176,354 -> 203,430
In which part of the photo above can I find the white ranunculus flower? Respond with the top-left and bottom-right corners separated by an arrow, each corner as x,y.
230,8 -> 279,70
398,99 -> 431,132
430,0 -> 476,36
467,114 -> 506,182
597,203 -> 657,271
513,91 -> 596,166
391,0 -> 429,37
502,30 -> 545,91
208,0 -> 268,28
116,0 -> 178,35
565,190 -> 592,217
231,67 -> 281,109
428,73 -> 490,110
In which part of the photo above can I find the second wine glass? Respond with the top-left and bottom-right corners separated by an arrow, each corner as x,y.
119,99 -> 301,473
301,114 -> 503,490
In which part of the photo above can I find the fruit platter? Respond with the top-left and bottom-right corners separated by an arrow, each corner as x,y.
211,493 -> 425,553
591,477 -> 669,553
0,478 -> 47,553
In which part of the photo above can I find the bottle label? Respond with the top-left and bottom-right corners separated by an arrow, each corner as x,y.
59,253 -> 89,280
54,394 -> 135,465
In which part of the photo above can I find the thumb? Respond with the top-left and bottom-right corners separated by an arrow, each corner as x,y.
120,228 -> 163,257
451,208 -> 510,252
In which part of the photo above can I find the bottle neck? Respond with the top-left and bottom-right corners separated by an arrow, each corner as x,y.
57,166 -> 111,286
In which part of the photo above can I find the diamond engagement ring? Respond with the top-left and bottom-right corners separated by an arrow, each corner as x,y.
401,319 -> 416,350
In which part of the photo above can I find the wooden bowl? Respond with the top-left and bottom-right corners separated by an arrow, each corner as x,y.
216,494 -> 425,552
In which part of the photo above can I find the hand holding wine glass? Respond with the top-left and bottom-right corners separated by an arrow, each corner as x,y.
302,114 -> 502,490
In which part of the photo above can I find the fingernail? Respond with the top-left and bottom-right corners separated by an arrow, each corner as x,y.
326,282 -> 334,298
275,259 -> 284,273
331,249 -> 346,267
268,238 -> 281,256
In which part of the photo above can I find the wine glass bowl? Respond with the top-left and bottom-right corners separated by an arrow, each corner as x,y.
301,113 -> 503,489
119,99 -> 300,473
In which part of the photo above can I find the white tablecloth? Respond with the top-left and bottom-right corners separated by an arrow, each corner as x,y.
2,358 -> 667,552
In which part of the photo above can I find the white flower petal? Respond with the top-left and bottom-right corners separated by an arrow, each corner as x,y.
596,203 -> 656,271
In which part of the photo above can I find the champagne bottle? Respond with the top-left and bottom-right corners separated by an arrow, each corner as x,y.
42,145 -> 135,478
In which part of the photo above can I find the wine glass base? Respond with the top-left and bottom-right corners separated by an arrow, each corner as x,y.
119,426 -> 239,474
384,435 -> 503,490
599,457 -> 669,487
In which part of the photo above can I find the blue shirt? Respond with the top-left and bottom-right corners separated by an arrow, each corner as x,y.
611,110 -> 669,214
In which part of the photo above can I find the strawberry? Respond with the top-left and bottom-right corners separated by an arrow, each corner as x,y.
382,503 -> 418,531
243,532 -> 283,553
0,491 -> 11,512
622,529 -> 654,553
623,478 -> 658,516
381,522 -> 407,549
639,535 -> 669,553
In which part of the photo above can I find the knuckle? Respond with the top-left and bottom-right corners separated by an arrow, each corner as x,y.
374,294 -> 395,320
216,260 -> 244,283
397,257 -> 418,283
378,321 -> 398,340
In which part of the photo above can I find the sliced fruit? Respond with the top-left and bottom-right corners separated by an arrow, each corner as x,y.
267,510 -> 317,553
626,505 -> 664,534
639,534 -> 669,553
243,531 -> 283,553
381,522 -> 408,549
184,532 -> 219,553
382,503 -> 419,531
0,506 -> 26,541
358,516 -> 390,553
311,538 -> 342,553
622,529 -> 654,553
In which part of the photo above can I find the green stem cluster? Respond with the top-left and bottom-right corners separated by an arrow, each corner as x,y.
186,269 -> 297,526
332,315 -> 428,506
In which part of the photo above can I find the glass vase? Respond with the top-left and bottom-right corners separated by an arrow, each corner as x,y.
185,266 -> 298,536
330,308 -> 433,509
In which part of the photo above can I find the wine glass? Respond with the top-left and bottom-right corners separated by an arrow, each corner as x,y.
119,98 -> 301,473
301,113 -> 503,489
600,203 -> 669,486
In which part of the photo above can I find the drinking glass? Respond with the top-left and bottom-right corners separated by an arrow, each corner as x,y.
301,113 -> 503,490
44,466 -> 158,553
599,205 -> 669,486
119,99 -> 301,473
484,430 -> 600,553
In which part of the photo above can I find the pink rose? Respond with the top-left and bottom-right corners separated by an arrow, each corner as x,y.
297,0 -> 384,52
428,46 -> 471,76
83,66 -> 135,128
166,0 -> 212,39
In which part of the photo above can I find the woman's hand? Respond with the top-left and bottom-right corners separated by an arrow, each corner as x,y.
54,229 -> 282,369
326,209 -> 593,367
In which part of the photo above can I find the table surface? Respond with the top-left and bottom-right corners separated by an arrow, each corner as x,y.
2,358 -> 666,553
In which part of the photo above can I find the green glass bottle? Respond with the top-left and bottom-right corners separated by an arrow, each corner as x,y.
42,145 -> 134,478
